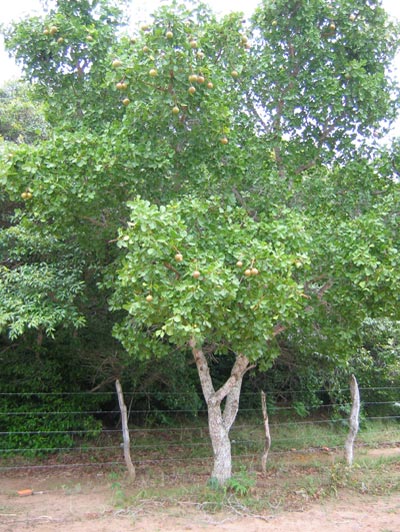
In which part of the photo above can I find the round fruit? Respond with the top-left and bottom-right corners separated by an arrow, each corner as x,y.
146,294 -> 153,302
192,270 -> 201,279
244,269 -> 252,277
172,105 -> 180,114
122,98 -> 130,106
241,35 -> 248,44
175,253 -> 183,262
49,26 -> 58,35
329,22 -> 336,31
57,37 -> 64,44
112,59 -> 122,68
142,45 -> 150,52
43,29 -> 49,35
141,24 -> 150,31
190,40 -> 198,48
251,267 -> 259,276
188,86 -> 196,95
188,74 -> 198,83
26,192 -> 32,200
197,75 -> 205,83
231,70 -> 239,78
207,81 -> 213,89
349,14 -> 356,22
272,20 -> 277,26
236,260 -> 243,267
196,51 -> 205,59
21,192 -> 28,200
149,68 -> 158,77
166,30 -> 173,39
220,137 -> 228,145
116,82 -> 127,90
87,35 -> 93,42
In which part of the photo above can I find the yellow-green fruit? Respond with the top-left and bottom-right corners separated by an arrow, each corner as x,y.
57,37 -> 64,44
188,86 -> 196,95
251,267 -> 259,276
244,269 -> 252,277
192,270 -> 201,279
21,192 -> 28,200
188,74 -> 198,83
220,137 -> 228,145
172,106 -> 180,115
236,260 -> 243,267
349,13 -> 356,22
166,31 -> 173,39
190,40 -> 198,48
116,82 -> 127,90
43,29 -> 50,35
175,253 -> 183,262
87,35 -> 93,41
122,98 -> 130,106
231,70 -> 239,78
141,24 -> 150,31
49,26 -> 58,35
146,294 -> 153,302
112,59 -> 122,68
330,22 -> 336,31
196,51 -> 205,59
149,68 -> 158,77
207,81 -> 213,89
197,75 -> 205,84
142,45 -> 150,52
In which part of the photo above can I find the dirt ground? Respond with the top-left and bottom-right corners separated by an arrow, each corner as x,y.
1,449 -> 399,532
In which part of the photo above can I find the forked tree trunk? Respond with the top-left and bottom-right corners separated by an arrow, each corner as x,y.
189,337 -> 250,485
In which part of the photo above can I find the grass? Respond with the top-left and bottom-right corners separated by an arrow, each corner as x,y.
101,450 -> 399,518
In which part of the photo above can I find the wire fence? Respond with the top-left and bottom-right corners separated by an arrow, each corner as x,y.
1,385 -> 399,475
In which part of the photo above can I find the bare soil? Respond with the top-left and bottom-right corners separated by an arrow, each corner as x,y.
1,448 -> 399,532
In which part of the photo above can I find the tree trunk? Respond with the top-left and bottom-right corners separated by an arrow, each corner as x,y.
189,337 -> 250,485
345,374 -> 360,466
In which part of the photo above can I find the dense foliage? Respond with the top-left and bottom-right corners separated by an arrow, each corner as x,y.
0,0 -> 399,476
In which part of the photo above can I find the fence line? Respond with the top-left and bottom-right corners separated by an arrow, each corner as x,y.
1,387 -> 398,473
1,415 -> 399,438
1,385 -> 399,396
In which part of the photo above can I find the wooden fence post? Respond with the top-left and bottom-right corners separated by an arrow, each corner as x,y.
345,374 -> 360,466
261,391 -> 271,475
115,379 -> 136,481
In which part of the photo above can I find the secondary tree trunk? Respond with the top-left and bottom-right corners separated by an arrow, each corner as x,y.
189,337 -> 250,485
261,391 -> 271,475
115,379 -> 136,481
345,374 -> 360,466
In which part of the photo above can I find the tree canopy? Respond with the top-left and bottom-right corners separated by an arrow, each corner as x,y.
1,0 -> 399,483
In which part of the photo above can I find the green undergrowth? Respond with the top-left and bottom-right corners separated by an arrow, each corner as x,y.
106,454 -> 400,516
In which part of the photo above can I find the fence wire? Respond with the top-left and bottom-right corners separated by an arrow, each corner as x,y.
1,386 -> 399,473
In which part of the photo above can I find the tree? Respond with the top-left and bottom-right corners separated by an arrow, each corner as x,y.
1,0 -> 399,483
109,197 -> 308,482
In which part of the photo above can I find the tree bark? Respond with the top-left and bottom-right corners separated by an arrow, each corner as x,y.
115,379 -> 136,481
261,391 -> 271,475
189,337 -> 250,485
345,374 -> 360,466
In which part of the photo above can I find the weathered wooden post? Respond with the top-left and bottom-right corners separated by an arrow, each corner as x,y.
115,379 -> 135,481
261,391 -> 271,475
345,374 -> 360,466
